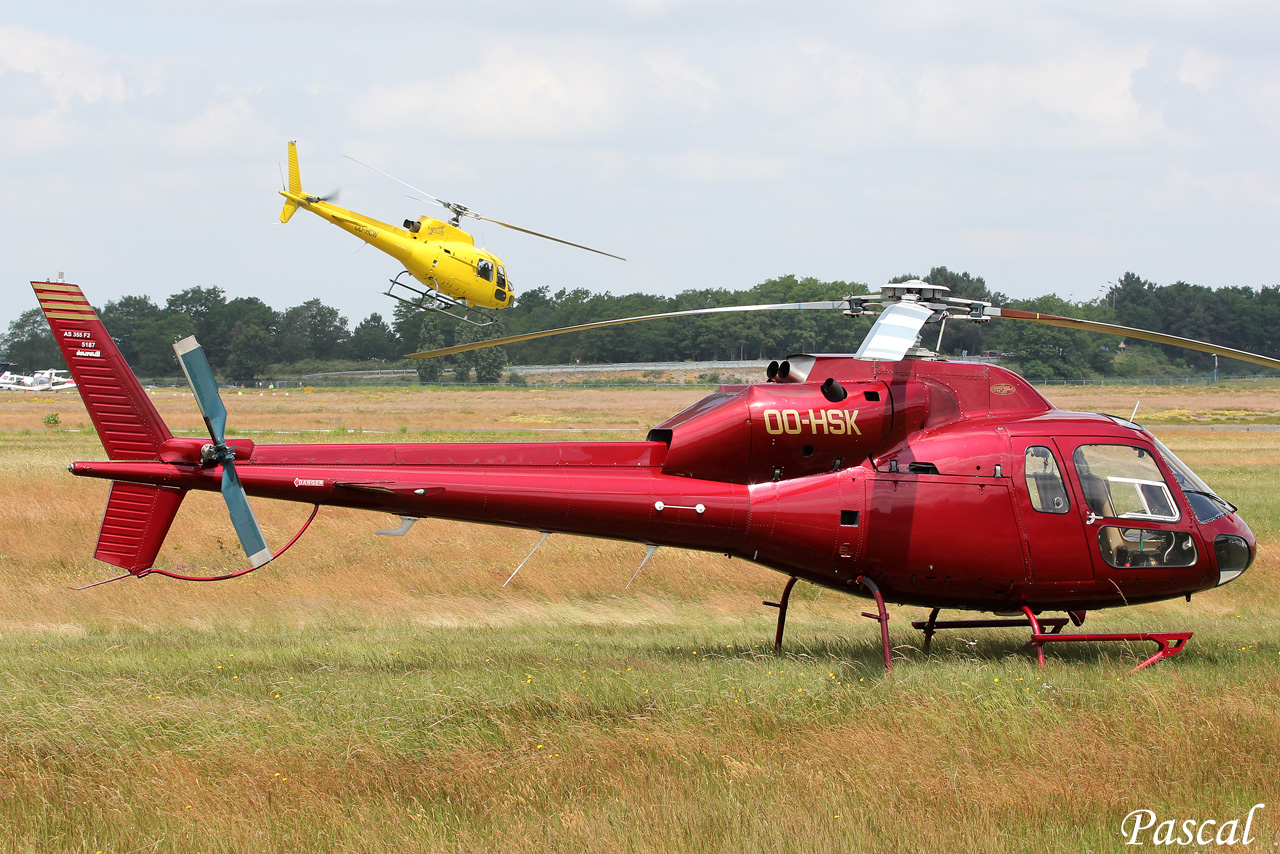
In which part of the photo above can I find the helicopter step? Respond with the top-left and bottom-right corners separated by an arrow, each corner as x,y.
385,272 -> 498,327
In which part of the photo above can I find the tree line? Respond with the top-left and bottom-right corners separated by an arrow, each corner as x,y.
3,269 -> 1278,382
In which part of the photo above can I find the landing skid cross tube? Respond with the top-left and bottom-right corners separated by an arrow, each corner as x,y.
763,576 -> 798,655
911,607 -> 1193,672
764,575 -> 894,671
385,273 -> 498,327
855,575 -> 893,672
914,609 -> 1069,651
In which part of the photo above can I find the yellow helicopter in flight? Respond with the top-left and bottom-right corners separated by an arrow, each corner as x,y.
277,141 -> 624,323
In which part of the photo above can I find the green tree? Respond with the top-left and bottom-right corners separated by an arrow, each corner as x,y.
474,326 -> 508,384
278,300 -> 350,362
414,314 -> 444,383
166,286 -> 229,364
133,314 -> 196,376
449,322 -> 477,383
391,300 -> 424,354
99,295 -> 162,366
1,308 -> 63,373
350,313 -> 398,362
998,294 -> 1113,379
225,323 -> 274,383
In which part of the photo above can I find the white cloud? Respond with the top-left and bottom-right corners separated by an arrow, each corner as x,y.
5,1 -> 1280,334
650,148 -> 793,183
0,24 -> 128,108
163,97 -> 263,153
353,49 -> 625,141
1178,47 -> 1226,90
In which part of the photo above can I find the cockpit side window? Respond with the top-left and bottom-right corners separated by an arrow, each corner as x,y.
477,259 -> 494,282
496,265 -> 506,288
1071,444 -> 1180,523
1024,445 -> 1069,514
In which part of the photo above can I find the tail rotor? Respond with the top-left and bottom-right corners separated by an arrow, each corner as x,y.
173,336 -> 273,568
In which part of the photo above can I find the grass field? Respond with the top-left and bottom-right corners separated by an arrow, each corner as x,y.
2,382 -> 1279,852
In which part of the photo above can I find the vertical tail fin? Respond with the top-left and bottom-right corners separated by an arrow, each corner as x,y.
279,140 -> 302,223
33,281 -> 183,575
32,281 -> 171,459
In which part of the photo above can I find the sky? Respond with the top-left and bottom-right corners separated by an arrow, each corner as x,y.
3,1 -> 1280,336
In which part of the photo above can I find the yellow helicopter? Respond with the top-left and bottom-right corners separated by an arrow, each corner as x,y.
277,142 -> 623,324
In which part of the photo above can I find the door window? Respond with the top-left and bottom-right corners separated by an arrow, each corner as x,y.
1071,444 -> 1179,522
1023,445 -> 1069,514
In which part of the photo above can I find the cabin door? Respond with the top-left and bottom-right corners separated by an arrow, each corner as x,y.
1012,438 -> 1096,582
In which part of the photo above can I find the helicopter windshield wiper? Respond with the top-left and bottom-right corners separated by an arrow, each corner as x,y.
1183,488 -> 1236,513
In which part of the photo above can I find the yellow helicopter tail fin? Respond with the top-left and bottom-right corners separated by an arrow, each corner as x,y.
278,140 -> 303,223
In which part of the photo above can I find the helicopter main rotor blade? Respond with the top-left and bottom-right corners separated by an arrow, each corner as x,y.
343,154 -> 454,210
344,153 -> 624,260
407,300 -> 848,359
471,214 -> 626,261
854,301 -> 934,361
991,308 -> 1280,372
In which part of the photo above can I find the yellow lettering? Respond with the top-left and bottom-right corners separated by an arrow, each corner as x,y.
764,410 -> 784,435
846,410 -> 861,436
782,410 -> 802,434
808,409 -> 828,434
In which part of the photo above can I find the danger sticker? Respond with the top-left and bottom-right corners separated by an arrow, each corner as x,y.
293,478 -> 325,488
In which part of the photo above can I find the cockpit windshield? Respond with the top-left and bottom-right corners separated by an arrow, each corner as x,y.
1151,436 -> 1234,524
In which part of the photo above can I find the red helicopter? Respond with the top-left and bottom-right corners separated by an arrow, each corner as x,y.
32,279 -> 1275,671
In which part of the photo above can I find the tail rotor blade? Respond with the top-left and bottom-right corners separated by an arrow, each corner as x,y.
172,335 -> 273,567
222,463 -> 273,568
174,336 -> 227,442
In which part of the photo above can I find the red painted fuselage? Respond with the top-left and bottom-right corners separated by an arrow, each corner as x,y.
67,351 -> 1254,613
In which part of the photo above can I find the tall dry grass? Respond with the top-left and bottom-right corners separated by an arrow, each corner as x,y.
1,384 -> 1279,852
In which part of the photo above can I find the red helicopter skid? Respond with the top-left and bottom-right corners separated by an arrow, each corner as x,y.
912,606 -> 1191,671
913,608 -> 1070,650
1021,606 -> 1192,672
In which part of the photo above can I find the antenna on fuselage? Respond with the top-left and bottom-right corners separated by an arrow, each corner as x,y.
626,544 -> 660,590
504,531 -> 551,587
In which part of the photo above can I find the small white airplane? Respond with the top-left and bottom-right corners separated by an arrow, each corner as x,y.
0,368 -> 77,392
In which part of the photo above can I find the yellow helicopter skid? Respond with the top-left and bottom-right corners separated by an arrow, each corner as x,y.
385,273 -> 498,328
